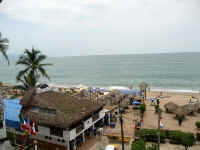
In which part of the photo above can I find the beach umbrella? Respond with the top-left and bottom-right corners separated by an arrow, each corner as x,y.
194,102 -> 200,112
175,106 -> 187,118
183,104 -> 196,115
164,102 -> 178,113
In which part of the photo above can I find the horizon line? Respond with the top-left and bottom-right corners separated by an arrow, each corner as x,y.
48,51 -> 200,58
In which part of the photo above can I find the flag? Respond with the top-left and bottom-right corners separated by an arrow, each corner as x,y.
26,116 -> 30,126
19,115 -> 27,131
25,134 -> 31,145
31,120 -> 36,135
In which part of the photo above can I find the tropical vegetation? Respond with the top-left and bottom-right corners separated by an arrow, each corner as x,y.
0,32 -> 9,63
195,121 -> 200,128
131,139 -> 157,150
139,103 -> 146,120
16,48 -> 52,90
135,129 -> 195,150
139,82 -> 148,100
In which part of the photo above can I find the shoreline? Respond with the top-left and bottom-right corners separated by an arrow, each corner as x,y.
2,82 -> 200,94
48,84 -> 200,94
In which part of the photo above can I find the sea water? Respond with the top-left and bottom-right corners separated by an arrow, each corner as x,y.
0,52 -> 200,93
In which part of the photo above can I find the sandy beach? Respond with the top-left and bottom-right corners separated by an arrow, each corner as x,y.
142,90 -> 200,134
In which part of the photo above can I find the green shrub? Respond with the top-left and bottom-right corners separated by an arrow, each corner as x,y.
154,105 -> 159,113
135,129 -> 166,143
132,140 -> 158,150
168,130 -> 183,144
146,144 -> 158,150
131,139 -> 146,150
177,116 -> 184,126
154,105 -> 163,113
168,130 -> 195,146
195,121 -> 200,128
182,133 -> 195,148
139,104 -> 146,114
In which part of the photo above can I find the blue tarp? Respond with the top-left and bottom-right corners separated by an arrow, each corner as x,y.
88,87 -> 105,93
118,89 -> 141,96
4,98 -> 22,129
131,89 -> 141,96
132,101 -> 141,105
119,89 -> 130,95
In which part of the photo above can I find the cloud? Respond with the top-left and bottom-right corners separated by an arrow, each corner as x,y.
1,0 -> 200,56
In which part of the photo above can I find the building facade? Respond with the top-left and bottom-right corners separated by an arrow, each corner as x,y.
18,89 -> 105,150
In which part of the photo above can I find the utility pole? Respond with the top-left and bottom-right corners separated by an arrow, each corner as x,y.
157,98 -> 161,150
118,103 -> 125,150
89,87 -> 92,103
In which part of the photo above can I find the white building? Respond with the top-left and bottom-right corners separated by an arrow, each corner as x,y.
18,89 -> 105,150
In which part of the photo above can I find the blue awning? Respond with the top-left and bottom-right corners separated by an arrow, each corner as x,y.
4,98 -> 22,129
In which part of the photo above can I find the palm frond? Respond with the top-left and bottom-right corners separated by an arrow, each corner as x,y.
38,67 -> 50,80
16,47 -> 52,90
39,63 -> 53,67
16,67 -> 31,81
13,85 -> 28,91
0,33 -> 9,64
36,55 -> 46,64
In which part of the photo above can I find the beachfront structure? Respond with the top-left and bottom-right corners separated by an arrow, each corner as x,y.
19,89 -> 105,150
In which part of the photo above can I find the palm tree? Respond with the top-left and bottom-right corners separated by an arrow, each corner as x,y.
0,32 -> 9,63
16,47 -> 52,90
139,82 -> 148,101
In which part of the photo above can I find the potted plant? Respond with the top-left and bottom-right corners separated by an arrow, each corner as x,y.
195,121 -> 200,129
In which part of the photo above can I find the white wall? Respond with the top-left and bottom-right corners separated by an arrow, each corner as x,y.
63,130 -> 70,141
84,117 -> 93,129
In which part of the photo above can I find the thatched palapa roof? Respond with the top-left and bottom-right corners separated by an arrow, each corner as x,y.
164,102 -> 178,113
182,104 -> 196,115
174,106 -> 187,118
21,89 -> 103,129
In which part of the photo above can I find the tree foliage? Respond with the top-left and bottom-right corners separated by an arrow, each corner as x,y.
131,139 -> 157,150
139,104 -> 146,119
195,121 -> 200,128
16,48 -> 52,90
131,139 -> 146,150
0,32 -> 9,63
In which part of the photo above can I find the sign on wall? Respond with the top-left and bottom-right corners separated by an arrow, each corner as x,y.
69,128 -> 76,141
84,118 -> 93,129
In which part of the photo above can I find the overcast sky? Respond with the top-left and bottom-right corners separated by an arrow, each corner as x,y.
0,0 -> 200,57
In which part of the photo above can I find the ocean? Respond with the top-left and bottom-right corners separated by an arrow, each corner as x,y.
0,52 -> 200,92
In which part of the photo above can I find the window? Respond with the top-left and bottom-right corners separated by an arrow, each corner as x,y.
0,121 -> 3,129
35,124 -> 38,132
50,126 -> 63,137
